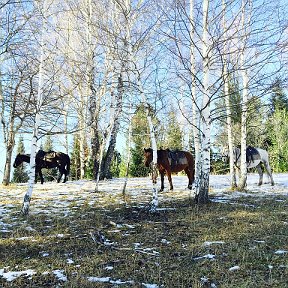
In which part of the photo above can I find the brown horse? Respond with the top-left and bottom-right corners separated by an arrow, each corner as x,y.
13,150 -> 70,184
144,148 -> 195,191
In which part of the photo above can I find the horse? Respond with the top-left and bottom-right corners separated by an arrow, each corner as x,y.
13,150 -> 70,184
144,148 -> 195,191
222,146 -> 274,186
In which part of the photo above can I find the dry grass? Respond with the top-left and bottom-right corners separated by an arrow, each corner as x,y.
0,185 -> 287,287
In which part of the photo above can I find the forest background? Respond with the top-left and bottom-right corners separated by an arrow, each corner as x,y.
1,0 -> 288,187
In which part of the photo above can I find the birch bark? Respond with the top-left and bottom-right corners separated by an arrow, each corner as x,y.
195,0 -> 210,204
222,0 -> 236,189
101,72 -> 124,179
238,0 -> 250,190
189,0 -> 200,197
122,102 -> 132,196
138,77 -> 159,211
22,0 -> 46,215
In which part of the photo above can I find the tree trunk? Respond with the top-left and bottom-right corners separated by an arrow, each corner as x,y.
238,0 -> 250,190
195,0 -> 210,204
22,0 -> 46,215
137,76 -> 158,210
122,103 -> 132,195
101,73 -> 124,179
222,0 -> 236,189
147,112 -> 159,211
3,143 -> 14,186
190,0 -> 201,198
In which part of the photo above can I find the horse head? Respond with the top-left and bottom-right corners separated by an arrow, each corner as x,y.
143,148 -> 153,167
13,154 -> 22,168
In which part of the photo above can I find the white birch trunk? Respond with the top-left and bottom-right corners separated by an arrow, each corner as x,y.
79,0 -> 93,179
122,103 -> 132,196
79,113 -> 86,178
138,79 -> 158,211
94,73 -> 117,192
147,113 -> 159,211
222,0 -> 236,188
195,0 -> 210,204
122,0 -> 158,210
22,1 -> 46,214
190,0 -> 200,198
238,67 -> 248,190
238,0 -> 249,190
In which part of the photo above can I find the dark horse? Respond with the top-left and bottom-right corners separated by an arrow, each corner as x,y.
13,150 -> 70,184
144,148 -> 195,191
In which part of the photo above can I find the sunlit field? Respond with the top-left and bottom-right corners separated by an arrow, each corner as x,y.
0,175 -> 287,287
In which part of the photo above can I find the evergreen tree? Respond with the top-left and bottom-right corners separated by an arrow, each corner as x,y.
70,133 -> 81,180
270,79 -> 288,114
263,79 -> 288,172
266,108 -> 288,172
12,137 -> 29,183
129,104 -> 151,177
42,135 -> 58,181
164,110 -> 183,150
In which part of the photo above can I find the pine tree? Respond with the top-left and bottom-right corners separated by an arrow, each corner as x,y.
70,134 -> 81,180
41,135 -> 58,182
165,110 -> 183,150
270,79 -> 288,114
12,137 -> 29,183
129,104 -> 151,177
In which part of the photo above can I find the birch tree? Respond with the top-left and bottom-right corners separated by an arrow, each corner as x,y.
193,0 -> 211,203
237,0 -> 251,190
189,0 -> 201,197
0,1 -> 38,185
22,0 -> 47,215
222,0 -> 236,189
122,0 -> 164,210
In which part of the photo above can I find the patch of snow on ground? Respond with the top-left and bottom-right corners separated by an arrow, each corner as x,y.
0,268 -> 36,282
53,269 -> 67,281
229,266 -> 240,271
274,250 -> 287,255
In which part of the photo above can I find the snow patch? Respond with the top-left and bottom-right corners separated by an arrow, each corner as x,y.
0,268 -> 36,282
53,269 -> 67,281
275,250 -> 287,255
229,266 -> 240,271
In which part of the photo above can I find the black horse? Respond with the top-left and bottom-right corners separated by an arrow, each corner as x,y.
13,150 -> 70,184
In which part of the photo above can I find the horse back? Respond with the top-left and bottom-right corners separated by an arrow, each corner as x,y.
159,149 -> 194,172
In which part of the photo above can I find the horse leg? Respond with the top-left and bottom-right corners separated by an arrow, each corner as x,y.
185,167 -> 193,190
38,169 -> 44,184
63,170 -> 67,183
57,168 -> 63,183
34,170 -> 38,183
62,167 -> 67,183
159,172 -> 164,192
167,170 -> 173,191
256,164 -> 263,186
263,161 -> 275,186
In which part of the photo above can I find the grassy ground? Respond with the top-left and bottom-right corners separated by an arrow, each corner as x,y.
0,185 -> 287,287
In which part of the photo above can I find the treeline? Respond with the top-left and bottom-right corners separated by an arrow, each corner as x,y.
13,77 -> 288,183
